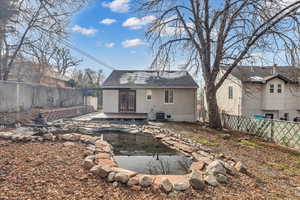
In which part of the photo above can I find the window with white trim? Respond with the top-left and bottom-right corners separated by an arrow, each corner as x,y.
146,89 -> 152,100
165,89 -> 174,103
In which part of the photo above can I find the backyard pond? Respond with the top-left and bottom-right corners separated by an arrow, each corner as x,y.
98,132 -> 192,175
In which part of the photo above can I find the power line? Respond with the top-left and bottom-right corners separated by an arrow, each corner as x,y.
37,0 -> 116,70
38,28 -> 116,71
60,38 -> 115,70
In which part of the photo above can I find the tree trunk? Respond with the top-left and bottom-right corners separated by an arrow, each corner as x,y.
205,83 -> 222,129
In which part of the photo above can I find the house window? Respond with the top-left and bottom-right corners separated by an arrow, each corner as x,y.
165,89 -> 174,103
284,113 -> 289,121
269,84 -> 274,93
277,84 -> 282,93
265,113 -> 274,119
228,86 -> 233,99
146,89 -> 152,101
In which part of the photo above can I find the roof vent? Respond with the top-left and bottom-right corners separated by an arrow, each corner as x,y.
272,64 -> 277,75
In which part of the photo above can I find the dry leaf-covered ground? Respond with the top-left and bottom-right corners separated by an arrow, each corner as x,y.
0,122 -> 299,199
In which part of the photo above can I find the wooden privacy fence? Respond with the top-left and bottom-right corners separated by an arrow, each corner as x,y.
221,114 -> 300,151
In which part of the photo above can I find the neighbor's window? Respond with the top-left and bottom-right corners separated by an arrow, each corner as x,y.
269,84 -> 274,93
165,89 -> 174,103
146,89 -> 152,100
277,84 -> 282,93
228,86 -> 233,99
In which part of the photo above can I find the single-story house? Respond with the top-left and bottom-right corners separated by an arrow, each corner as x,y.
102,70 -> 199,122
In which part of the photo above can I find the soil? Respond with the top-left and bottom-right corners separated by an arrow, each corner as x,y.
0,122 -> 300,200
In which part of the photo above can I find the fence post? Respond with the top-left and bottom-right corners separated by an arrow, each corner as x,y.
270,120 -> 274,142
237,115 -> 240,130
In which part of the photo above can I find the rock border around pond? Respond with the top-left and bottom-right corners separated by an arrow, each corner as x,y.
0,123 -> 247,193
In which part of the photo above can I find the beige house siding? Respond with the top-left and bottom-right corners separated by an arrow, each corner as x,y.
103,88 -> 197,122
241,83 -> 264,117
103,90 -> 119,113
261,78 -> 300,120
216,74 -> 243,115
217,75 -> 300,120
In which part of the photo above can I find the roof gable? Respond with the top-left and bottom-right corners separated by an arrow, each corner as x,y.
264,74 -> 291,83
103,70 -> 199,88
226,66 -> 300,83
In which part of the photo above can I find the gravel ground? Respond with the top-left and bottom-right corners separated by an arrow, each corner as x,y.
0,122 -> 299,199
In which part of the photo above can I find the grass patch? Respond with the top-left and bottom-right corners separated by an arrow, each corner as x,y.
266,162 -> 300,176
238,139 -> 260,148
283,168 -> 300,176
266,162 -> 285,170
190,136 -> 219,146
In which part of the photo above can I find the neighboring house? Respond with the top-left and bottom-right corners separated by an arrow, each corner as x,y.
216,65 -> 300,120
8,59 -> 70,88
102,70 -> 199,122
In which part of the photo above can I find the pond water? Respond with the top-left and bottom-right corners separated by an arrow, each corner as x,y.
99,132 -> 192,175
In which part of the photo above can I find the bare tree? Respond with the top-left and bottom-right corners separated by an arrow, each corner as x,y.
52,47 -> 82,76
138,0 -> 300,129
69,68 -> 105,88
0,0 -> 87,81
23,36 -> 57,82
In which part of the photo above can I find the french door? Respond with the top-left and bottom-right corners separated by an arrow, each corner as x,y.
119,90 -> 136,112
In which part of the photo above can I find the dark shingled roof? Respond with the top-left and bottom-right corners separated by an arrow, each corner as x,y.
228,66 -> 300,83
102,70 -> 199,88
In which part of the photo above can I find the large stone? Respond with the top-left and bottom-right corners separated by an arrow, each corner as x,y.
80,135 -> 99,144
222,162 -> 238,176
112,181 -> 119,188
155,134 -> 166,139
96,159 -> 117,167
192,153 -> 213,164
63,142 -> 75,147
95,140 -> 112,153
190,161 -> 206,171
90,165 -> 112,178
83,156 -> 95,169
107,172 -> 116,182
221,134 -> 231,140
44,133 -> 55,141
112,168 -> 138,177
95,153 -> 111,160
207,160 -> 226,175
0,132 -> 13,139
139,175 -> 154,187
114,173 -> 129,184
127,177 -> 139,186
60,134 -> 81,141
189,170 -> 206,190
215,173 -> 228,184
173,181 -> 190,191
174,143 -> 193,153
159,177 -> 173,193
235,161 -> 247,173
204,174 -> 218,186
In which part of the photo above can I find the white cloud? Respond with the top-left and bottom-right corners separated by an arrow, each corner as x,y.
122,16 -> 156,30
105,42 -> 115,48
122,38 -> 145,48
102,0 -> 129,13
72,25 -> 98,36
100,18 -> 117,25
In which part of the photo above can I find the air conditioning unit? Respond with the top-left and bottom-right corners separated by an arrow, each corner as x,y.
156,112 -> 165,121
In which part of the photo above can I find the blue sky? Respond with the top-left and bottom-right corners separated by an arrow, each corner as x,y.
70,0 -> 154,75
